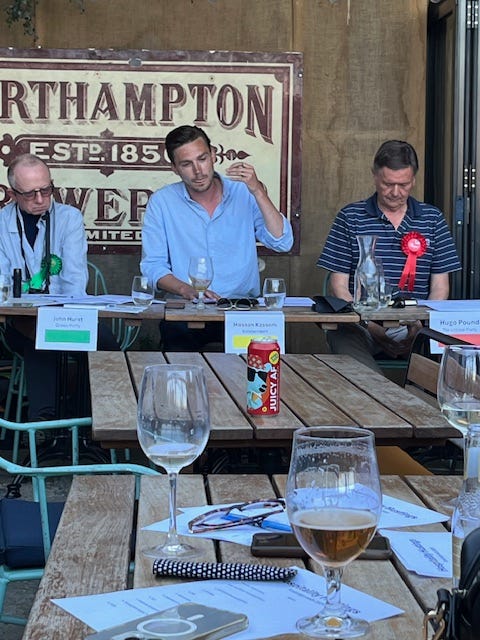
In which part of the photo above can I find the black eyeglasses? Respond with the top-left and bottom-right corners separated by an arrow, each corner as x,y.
217,297 -> 259,310
12,183 -> 54,200
188,499 -> 285,533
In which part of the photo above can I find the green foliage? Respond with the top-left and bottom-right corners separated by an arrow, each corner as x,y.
5,0 -> 85,37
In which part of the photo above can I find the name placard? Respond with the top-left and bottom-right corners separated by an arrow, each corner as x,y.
224,311 -> 285,354
35,307 -> 98,351
429,311 -> 480,353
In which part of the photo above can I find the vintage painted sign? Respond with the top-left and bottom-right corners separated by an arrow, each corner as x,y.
0,49 -> 302,254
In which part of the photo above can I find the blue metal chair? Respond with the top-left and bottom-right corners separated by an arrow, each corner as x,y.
87,260 -> 140,351
0,415 -> 158,625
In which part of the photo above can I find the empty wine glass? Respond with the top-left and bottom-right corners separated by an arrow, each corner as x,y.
188,257 -> 213,310
137,364 -> 210,559
132,276 -> 154,307
286,426 -> 382,638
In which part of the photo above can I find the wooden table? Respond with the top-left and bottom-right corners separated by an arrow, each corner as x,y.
22,473 -> 459,640
0,300 -> 165,323
164,300 -> 359,330
361,304 -> 431,327
89,352 -> 457,450
164,300 -> 434,329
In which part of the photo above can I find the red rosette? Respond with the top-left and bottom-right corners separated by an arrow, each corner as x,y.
399,232 -> 427,292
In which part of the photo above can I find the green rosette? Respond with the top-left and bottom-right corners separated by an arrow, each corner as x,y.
42,254 -> 63,276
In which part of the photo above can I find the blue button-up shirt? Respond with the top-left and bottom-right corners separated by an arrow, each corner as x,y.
141,174 -> 293,298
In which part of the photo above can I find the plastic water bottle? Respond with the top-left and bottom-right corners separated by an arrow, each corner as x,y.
451,424 -> 480,587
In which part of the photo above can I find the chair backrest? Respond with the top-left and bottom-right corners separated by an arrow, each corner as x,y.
87,260 -> 108,296
403,327 -> 471,400
0,447 -> 158,564
86,260 -> 139,350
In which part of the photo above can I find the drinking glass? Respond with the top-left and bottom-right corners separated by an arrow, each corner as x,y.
132,276 -> 154,307
0,274 -> 12,303
438,344 -> 480,488
286,426 -> 382,638
437,345 -> 480,439
137,364 -> 210,559
188,257 -> 213,310
262,277 -> 286,309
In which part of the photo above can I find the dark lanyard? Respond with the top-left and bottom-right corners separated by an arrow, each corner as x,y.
15,205 -> 51,293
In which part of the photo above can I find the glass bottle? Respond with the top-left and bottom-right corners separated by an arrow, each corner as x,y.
451,423 -> 480,587
353,235 -> 380,311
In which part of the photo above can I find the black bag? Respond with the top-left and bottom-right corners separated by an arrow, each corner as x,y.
311,295 -> 353,314
424,528 -> 480,640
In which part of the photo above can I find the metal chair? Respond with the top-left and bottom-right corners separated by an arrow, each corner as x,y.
87,260 -> 140,351
0,415 -> 158,625
0,327 -> 27,423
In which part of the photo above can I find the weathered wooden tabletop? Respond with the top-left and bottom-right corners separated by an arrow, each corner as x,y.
163,300 -> 359,329
88,351 -> 457,448
22,473 -> 459,640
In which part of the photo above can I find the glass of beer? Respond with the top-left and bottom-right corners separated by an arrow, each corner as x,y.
285,426 -> 382,638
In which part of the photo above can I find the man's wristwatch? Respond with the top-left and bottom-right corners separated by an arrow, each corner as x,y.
360,320 -> 369,329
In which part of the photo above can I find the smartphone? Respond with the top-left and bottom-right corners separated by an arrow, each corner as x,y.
85,602 -> 248,640
251,532 -> 392,561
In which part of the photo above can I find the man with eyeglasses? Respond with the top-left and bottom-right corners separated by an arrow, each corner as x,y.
0,153 -> 118,420
317,140 -> 461,373
141,125 -> 293,350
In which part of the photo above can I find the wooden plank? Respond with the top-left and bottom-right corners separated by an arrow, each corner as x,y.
166,352 -> 254,441
23,475 -> 135,640
89,351 -> 138,442
164,301 -> 359,325
126,351 -> 168,395
134,474 -> 216,589
313,354 -> 456,439
406,475 -> 461,521
362,306 -> 431,323
284,354 -> 413,437
126,351 -> 254,441
280,357 -> 353,426
203,353 -> 304,438
406,353 -> 439,396
380,475 -> 452,613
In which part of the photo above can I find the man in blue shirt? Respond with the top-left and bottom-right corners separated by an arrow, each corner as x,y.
141,125 -> 293,350
317,140 -> 461,372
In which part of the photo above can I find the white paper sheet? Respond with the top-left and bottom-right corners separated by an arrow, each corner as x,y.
379,495 -> 448,529
426,299 -> 480,311
52,568 -> 403,636
258,296 -> 313,307
144,496 -> 448,547
380,530 -> 452,578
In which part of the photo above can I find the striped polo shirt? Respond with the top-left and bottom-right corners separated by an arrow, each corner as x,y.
317,194 -> 461,299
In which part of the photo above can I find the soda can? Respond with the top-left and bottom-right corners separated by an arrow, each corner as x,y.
247,338 -> 280,415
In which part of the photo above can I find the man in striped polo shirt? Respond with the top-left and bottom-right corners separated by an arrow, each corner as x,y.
317,140 -> 461,373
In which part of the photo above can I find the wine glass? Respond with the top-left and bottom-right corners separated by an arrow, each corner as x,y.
285,426 -> 382,638
438,345 -> 480,509
262,277 -> 286,309
437,345 -> 480,439
188,256 -> 213,310
137,364 -> 210,559
131,276 -> 154,307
